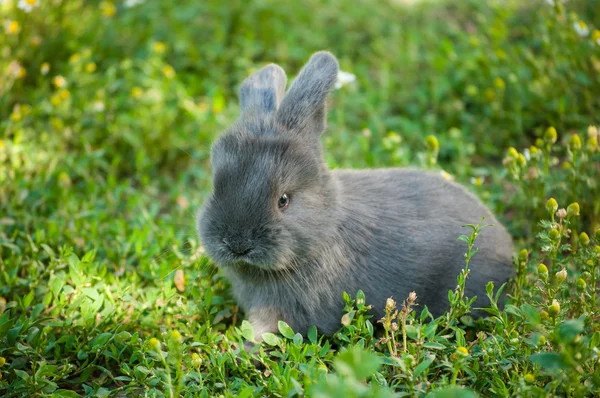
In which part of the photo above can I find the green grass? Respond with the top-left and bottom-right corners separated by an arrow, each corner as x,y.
1,0 -> 600,396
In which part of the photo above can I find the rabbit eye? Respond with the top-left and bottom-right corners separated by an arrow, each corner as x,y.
278,193 -> 290,210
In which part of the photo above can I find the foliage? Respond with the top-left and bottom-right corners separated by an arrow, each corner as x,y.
1,0 -> 600,396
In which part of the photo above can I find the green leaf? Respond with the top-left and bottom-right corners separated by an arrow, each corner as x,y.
334,346 -> 382,380
278,321 -> 295,339
23,289 -> 34,307
414,354 -> 435,378
52,390 -> 82,398
427,386 -> 478,398
405,325 -> 418,339
90,332 -> 112,350
558,318 -> 585,344
15,369 -> 30,380
293,333 -> 303,346
240,320 -> 255,342
423,342 -> 446,350
262,332 -> 282,346
51,277 -> 64,298
308,325 -> 317,344
520,303 -> 540,325
82,287 -> 100,302
529,352 -> 568,370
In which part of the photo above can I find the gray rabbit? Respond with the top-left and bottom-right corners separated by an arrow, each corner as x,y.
197,51 -> 514,340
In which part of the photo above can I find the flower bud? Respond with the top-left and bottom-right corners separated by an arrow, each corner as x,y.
546,198 -> 558,215
0,356 -> 5,367
517,154 -> 526,167
555,268 -> 567,284
386,297 -> 396,311
588,137 -> 598,151
567,202 -> 580,217
569,134 -> 582,151
425,135 -> 439,152
576,278 -> 586,292
579,232 -> 590,247
148,338 -> 161,351
524,373 -> 535,384
548,299 -> 560,317
538,335 -> 547,345
518,249 -> 529,262
548,228 -> 560,240
391,322 -> 399,331
544,127 -> 558,145
191,353 -> 203,368
456,346 -> 469,356
556,208 -> 567,219
507,147 -> 518,158
537,263 -> 548,281
539,310 -> 549,320
170,330 -> 183,343
588,125 -> 598,139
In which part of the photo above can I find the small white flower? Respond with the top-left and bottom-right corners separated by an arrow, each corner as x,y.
335,70 -> 356,89
574,21 -> 589,37
523,148 -> 531,161
18,0 -> 39,13
440,170 -> 454,181
92,100 -> 106,113
124,0 -> 144,7
545,0 -> 568,5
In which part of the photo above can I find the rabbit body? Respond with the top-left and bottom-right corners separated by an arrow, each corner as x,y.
197,52 -> 514,339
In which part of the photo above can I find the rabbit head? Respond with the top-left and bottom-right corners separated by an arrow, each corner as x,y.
198,52 -> 341,271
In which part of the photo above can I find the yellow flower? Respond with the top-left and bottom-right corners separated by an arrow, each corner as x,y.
52,75 -> 67,88
69,53 -> 81,63
162,65 -> 176,79
466,85 -> 478,97
85,62 -> 97,73
41,62 -> 50,75
152,41 -> 166,54
50,95 -> 62,106
494,77 -> 506,90
10,111 -> 22,122
101,1 -> 117,17
5,20 -> 20,35
593,29 -> 600,45
59,89 -> 70,100
130,87 -> 143,98
17,66 -> 27,79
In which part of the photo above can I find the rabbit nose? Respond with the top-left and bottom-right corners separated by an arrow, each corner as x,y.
222,238 -> 253,256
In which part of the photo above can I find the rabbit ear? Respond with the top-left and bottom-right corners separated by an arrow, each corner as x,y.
276,51 -> 339,137
239,64 -> 287,114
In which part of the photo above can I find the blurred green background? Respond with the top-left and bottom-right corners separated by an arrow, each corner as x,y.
1,0 -> 600,396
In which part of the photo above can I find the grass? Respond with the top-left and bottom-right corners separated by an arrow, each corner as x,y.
1,0 -> 600,396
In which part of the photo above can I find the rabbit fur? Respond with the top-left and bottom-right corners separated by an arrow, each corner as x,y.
197,51 -> 514,339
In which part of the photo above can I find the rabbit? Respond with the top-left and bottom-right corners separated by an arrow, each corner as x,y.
197,51 -> 514,340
